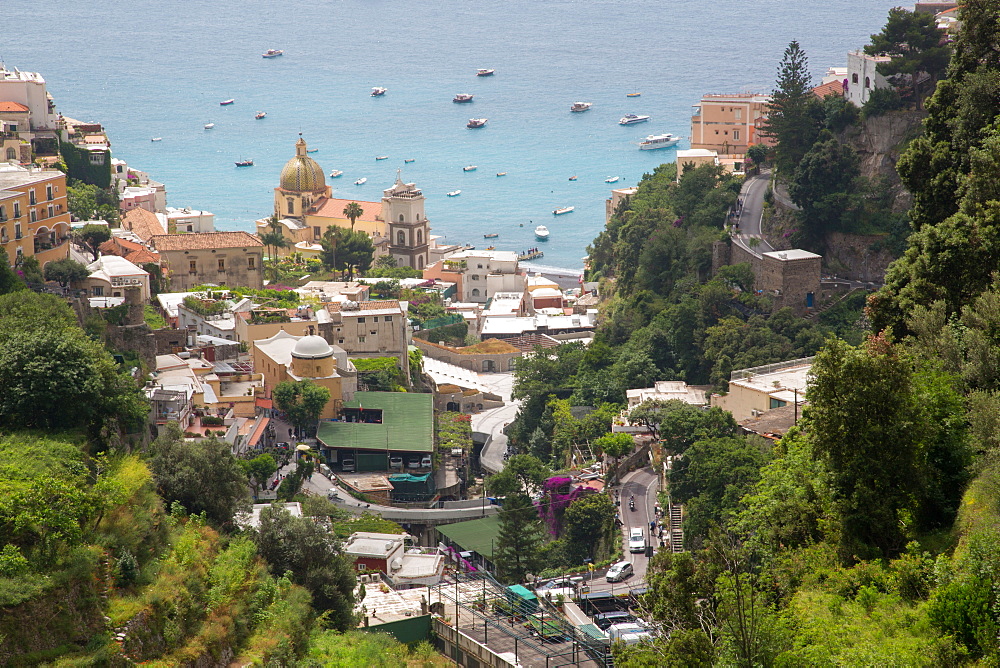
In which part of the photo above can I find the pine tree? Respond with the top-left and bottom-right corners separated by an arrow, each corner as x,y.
760,41 -> 823,175
493,493 -> 546,584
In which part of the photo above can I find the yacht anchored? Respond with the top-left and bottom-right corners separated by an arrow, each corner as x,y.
453,93 -> 474,103
235,159 -> 253,167
355,177 -> 367,185
476,68 -> 495,76
534,225 -> 550,240
262,49 -> 284,58
371,87 -> 387,96
467,118 -> 488,128
553,206 -> 574,215
151,137 -> 162,142
204,123 -> 215,129
447,190 -> 461,197
570,102 -> 592,112
639,133 -> 681,150
619,114 -> 650,125
329,170 -> 343,178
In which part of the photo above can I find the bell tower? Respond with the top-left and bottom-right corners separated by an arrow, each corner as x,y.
383,171 -> 430,270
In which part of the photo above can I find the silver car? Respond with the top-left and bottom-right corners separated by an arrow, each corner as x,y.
606,561 -> 633,582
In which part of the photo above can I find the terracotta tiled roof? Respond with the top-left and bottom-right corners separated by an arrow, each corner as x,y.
149,231 -> 263,251
312,197 -> 381,222
0,101 -> 29,113
812,80 -> 845,99
128,249 -> 161,265
98,237 -> 161,266
122,208 -> 166,241
326,299 -> 401,312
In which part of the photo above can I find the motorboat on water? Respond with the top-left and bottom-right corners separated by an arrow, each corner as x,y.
255,111 -> 267,119
151,137 -> 162,142
453,93 -> 474,103
568,176 -> 577,181
355,177 -> 367,185
463,165 -> 477,172
371,87 -> 387,96
307,148 -> 318,153
553,206 -> 574,215
262,49 -> 283,58
534,225 -> 550,240
477,68 -> 495,76
639,133 -> 682,150
484,233 -> 499,238
447,190 -> 461,197
467,118 -> 488,128
619,114 -> 650,125
235,159 -> 253,167
404,158 -> 415,163
330,170 -> 343,178
605,176 -> 620,183
204,123 -> 215,129
376,155 -> 389,161
626,92 -> 642,97
220,99 -> 235,105
496,172 -> 507,177
570,102 -> 592,112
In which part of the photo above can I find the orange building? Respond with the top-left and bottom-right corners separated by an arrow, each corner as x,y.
0,167 -> 71,267
690,93 -> 772,154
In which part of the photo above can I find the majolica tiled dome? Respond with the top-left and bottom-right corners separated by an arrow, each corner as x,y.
279,137 -> 326,192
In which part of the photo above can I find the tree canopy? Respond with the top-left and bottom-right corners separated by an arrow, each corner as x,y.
273,379 -> 331,437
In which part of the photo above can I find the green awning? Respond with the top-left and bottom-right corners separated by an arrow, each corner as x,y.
317,391 -> 434,453
436,515 -> 501,558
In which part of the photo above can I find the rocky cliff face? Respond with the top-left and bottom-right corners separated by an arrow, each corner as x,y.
841,109 -> 927,213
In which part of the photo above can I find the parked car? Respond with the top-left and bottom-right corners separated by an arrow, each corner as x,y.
341,458 -> 355,472
593,611 -> 635,631
606,561 -> 633,582
389,455 -> 403,468
421,455 -> 433,468
628,528 -> 645,553
407,457 -> 422,469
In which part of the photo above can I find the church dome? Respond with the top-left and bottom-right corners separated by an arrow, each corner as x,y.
279,137 -> 326,193
291,335 -> 333,359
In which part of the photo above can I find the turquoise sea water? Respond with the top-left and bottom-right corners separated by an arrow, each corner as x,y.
8,0 -> 899,269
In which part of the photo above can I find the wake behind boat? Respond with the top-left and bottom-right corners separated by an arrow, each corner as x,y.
553,206 -> 574,215
619,114 -> 650,125
639,133 -> 681,150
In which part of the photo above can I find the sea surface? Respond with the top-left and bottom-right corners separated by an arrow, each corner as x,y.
8,0 -> 901,270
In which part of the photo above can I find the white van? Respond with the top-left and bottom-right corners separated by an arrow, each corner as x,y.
628,528 -> 645,553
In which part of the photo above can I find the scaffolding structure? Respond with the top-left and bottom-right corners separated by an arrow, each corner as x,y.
429,570 -> 612,668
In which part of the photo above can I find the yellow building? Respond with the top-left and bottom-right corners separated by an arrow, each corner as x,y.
0,167 -> 71,267
252,331 -> 357,419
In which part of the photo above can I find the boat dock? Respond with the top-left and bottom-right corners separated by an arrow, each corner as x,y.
518,248 -> 544,261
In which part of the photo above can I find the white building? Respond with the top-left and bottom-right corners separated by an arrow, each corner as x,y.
344,532 -> 445,589
84,255 -> 151,301
0,66 -> 59,139
711,358 -> 812,422
626,381 -> 707,408
846,50 -> 891,107
456,249 -> 522,303
164,207 -> 215,234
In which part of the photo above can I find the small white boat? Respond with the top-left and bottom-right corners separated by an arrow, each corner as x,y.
570,102 -> 592,112
484,233 -> 499,238
220,99 -> 235,106
306,148 -> 318,153
463,165 -> 477,172
255,111 -> 267,119
151,137 -> 162,142
477,68 -> 495,76
639,133 -> 682,150
553,206 -> 574,215
534,225 -> 550,240
330,170 -> 343,178
605,176 -> 620,183
262,49 -> 284,58
355,177 -> 367,185
467,118 -> 488,128
453,93 -> 474,103
619,114 -> 650,125
496,172 -> 507,177
371,87 -> 387,96
447,190 -> 461,197
404,158 -> 415,163
376,155 -> 389,161
204,123 -> 215,129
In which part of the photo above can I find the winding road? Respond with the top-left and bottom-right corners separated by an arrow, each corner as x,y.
733,168 -> 774,255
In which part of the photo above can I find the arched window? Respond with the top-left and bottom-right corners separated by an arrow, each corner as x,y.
399,214 -> 404,222
416,230 -> 423,244
471,288 -> 480,297
864,76 -> 870,88
5,148 -> 15,161
416,213 -> 420,220
418,255 -> 424,269
287,198 -> 294,214
397,231 -> 405,245
852,73 -> 858,84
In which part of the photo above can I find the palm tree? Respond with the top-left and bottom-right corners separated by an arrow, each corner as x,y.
259,215 -> 291,281
343,201 -> 363,232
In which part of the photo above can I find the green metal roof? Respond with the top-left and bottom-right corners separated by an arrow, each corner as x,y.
317,391 -> 434,453
436,514 -> 501,558
507,584 -> 537,601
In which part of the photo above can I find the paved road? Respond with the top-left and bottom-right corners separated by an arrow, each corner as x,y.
473,401 -> 521,474
733,169 -> 774,255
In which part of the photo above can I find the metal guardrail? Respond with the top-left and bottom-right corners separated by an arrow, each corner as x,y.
729,356 -> 815,382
